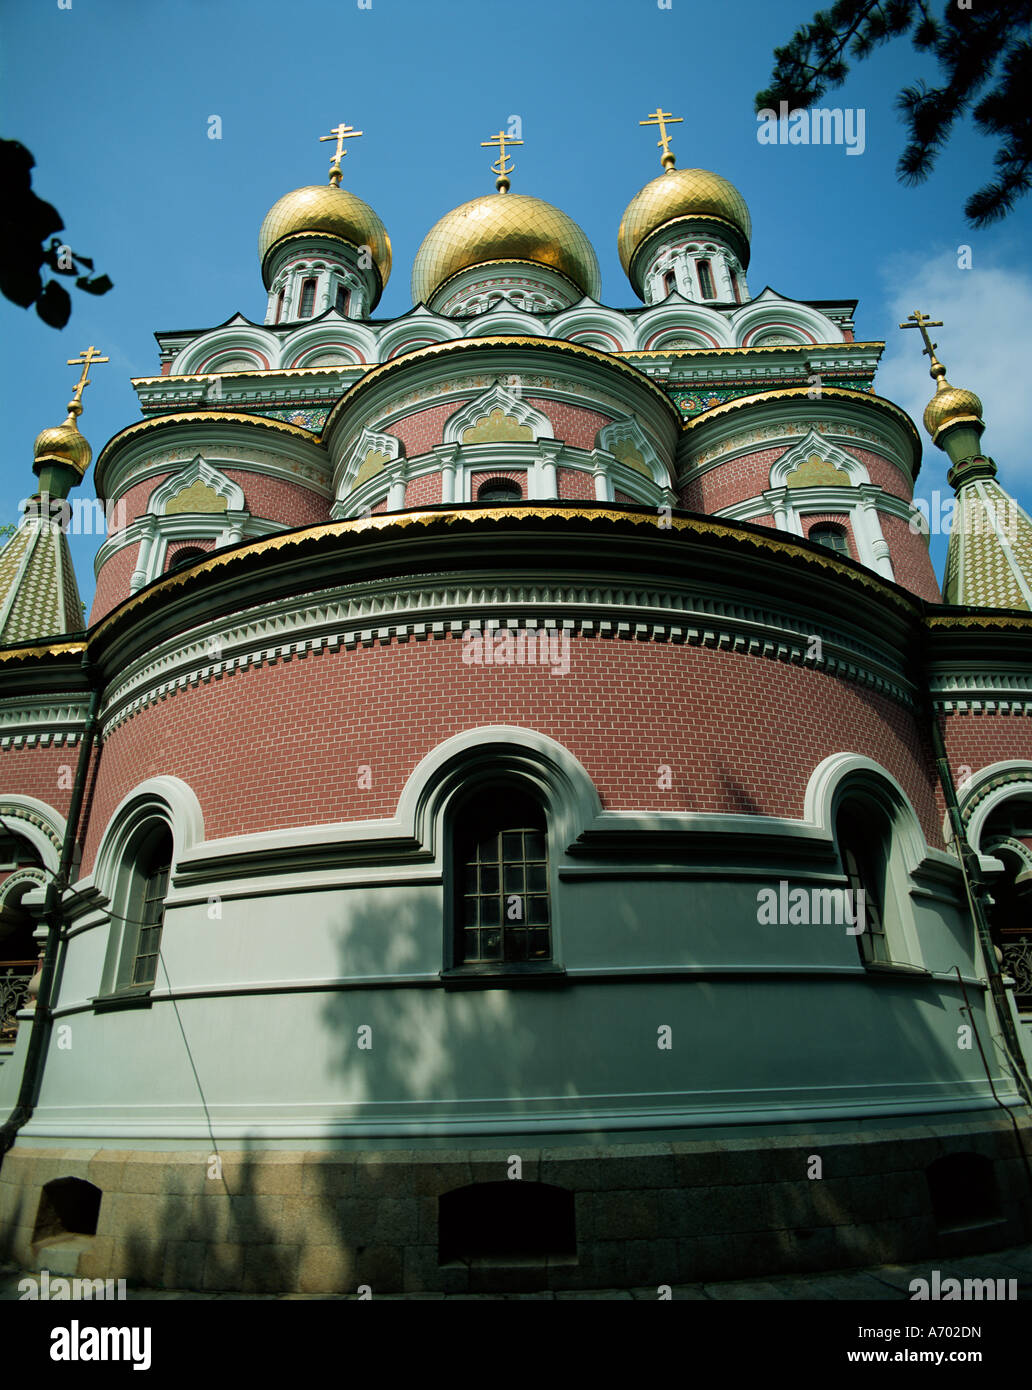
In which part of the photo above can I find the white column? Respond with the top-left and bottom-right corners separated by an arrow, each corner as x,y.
857,486 -> 895,580
590,449 -> 613,502
538,442 -> 561,499
131,517 -> 157,592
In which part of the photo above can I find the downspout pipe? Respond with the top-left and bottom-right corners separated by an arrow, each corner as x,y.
926,693 -> 1032,1096
0,656 -> 101,1160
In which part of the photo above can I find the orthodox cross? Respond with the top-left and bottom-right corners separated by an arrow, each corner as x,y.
320,122 -> 363,186
482,130 -> 523,193
899,309 -> 946,375
66,345 -> 109,412
640,108 -> 683,171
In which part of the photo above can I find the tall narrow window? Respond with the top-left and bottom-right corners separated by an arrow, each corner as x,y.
129,827 -> 173,988
662,271 -> 677,296
696,259 -> 715,299
836,803 -> 889,964
335,285 -> 350,315
299,277 -> 317,318
731,272 -> 743,305
453,788 -> 551,966
274,289 -> 285,324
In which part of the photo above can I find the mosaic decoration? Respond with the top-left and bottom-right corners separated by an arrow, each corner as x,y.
248,405 -> 332,431
611,441 -> 651,476
785,454 -> 851,488
166,480 -> 229,514
352,449 -> 391,487
462,409 -> 534,445
670,378 -> 874,420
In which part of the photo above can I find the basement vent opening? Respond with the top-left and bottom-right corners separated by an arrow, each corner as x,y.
33,1177 -> 102,1242
438,1181 -> 576,1267
926,1153 -> 1001,1232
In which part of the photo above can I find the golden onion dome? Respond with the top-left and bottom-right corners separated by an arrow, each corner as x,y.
258,184 -> 391,292
923,377 -> 984,443
411,192 -> 601,305
33,411 -> 92,477
618,167 -> 752,278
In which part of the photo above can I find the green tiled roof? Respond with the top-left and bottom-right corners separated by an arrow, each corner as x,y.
0,519 -> 84,645
944,479 -> 1032,610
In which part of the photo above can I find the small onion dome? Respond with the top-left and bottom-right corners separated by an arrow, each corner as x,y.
923,373 -> 984,445
618,168 -> 752,282
258,184 -> 392,295
33,407 -> 92,477
411,192 -> 601,305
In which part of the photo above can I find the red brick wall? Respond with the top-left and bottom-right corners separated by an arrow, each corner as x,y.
403,473 -> 442,507
105,471 -> 327,530
938,714 -> 1032,819
381,398 -> 613,456
558,468 -> 597,501
879,514 -> 942,603
0,745 -> 83,822
90,544 -> 140,624
681,443 -> 913,513
79,635 -> 943,868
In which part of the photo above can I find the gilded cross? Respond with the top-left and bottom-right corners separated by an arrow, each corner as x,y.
66,345 -> 109,409
482,130 -> 523,192
899,309 -> 945,364
320,122 -> 363,186
640,108 -> 683,170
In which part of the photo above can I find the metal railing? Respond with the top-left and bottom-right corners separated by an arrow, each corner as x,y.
0,961 -> 36,1042
1002,936 -> 1032,1013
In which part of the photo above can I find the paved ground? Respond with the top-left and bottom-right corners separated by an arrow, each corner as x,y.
2,1243 -> 1030,1299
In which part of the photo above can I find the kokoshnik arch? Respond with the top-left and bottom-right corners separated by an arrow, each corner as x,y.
0,112 -> 1030,1296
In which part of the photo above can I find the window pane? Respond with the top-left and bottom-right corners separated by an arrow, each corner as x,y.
503,863 -> 524,893
479,865 -> 499,895
479,897 -> 500,926
501,831 -> 523,858
528,896 -> 550,925
527,863 -> 547,892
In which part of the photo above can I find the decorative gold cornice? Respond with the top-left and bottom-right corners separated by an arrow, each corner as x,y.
0,640 -> 86,663
89,503 -> 916,644
926,612 -> 1032,632
322,335 -> 683,438
680,384 -> 923,455
96,409 -> 323,477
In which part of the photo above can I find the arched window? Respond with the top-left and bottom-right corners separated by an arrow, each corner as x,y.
476,479 -> 522,504
836,802 -> 889,964
452,786 -> 551,966
335,285 -> 351,316
299,277 -> 317,319
696,259 -> 715,299
166,546 -> 207,574
662,271 -> 677,296
731,272 -> 743,305
128,825 -> 173,989
810,522 -> 851,556
274,289 -> 285,324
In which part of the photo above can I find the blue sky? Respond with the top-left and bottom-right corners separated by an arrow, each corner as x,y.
2,0 -> 1029,609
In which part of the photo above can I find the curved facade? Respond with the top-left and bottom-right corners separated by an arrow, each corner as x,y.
1,143 -> 1030,1297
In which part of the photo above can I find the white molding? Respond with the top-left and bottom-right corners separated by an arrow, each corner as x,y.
957,760 -> 1032,851
769,428 -> 869,488
148,457 -> 246,516
0,794 -> 67,869
91,775 -> 205,904
442,382 -> 553,445
596,416 -> 671,488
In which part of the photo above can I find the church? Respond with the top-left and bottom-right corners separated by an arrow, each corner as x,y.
0,111 -> 1030,1295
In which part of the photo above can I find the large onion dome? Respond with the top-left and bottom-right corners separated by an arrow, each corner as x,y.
618,167 -> 752,281
412,192 -> 601,305
258,184 -> 392,295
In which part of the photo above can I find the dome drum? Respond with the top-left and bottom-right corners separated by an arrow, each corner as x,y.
258,184 -> 391,309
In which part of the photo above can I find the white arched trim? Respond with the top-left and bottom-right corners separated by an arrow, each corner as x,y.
148,457 -> 245,515
443,383 -> 554,446
398,726 -> 603,861
958,760 -> 1032,854
0,794 -> 66,871
634,302 -> 735,351
92,775 -> 205,904
804,753 -> 937,968
175,328 -> 279,377
729,295 -> 844,348
597,417 -> 671,489
0,865 -> 47,909
769,429 -> 870,489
